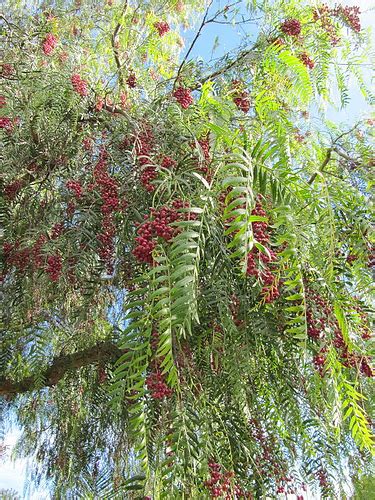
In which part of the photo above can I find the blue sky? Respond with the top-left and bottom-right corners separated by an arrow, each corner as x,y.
1,0 -> 374,497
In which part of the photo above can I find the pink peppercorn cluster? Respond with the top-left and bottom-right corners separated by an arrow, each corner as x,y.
66,179 -> 83,198
154,21 -> 170,37
46,254 -> 62,282
304,282 -> 373,377
299,52 -> 315,69
161,155 -> 177,169
133,200 -> 194,264
71,73 -> 88,97
126,72 -> 137,88
313,4 -> 361,43
134,126 -> 158,192
3,234 -> 66,283
93,146 -> 120,273
313,348 -> 327,377
317,469 -> 329,489
82,136 -> 93,151
313,4 -> 341,45
1,64 -> 14,77
0,117 -> 14,132
231,80 -> 251,113
204,461 -> 252,499
0,95 -> 6,108
246,199 -> 280,303
334,4 -> 361,32
3,241 -> 31,272
280,18 -> 302,36
194,136 -> 212,180
173,87 -> 193,109
42,33 -> 58,55
51,223 -> 64,239
146,330 -> 173,400
4,179 -> 23,200
146,369 -> 172,399
249,418 -> 286,489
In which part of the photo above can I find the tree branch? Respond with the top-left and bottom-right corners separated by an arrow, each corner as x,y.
111,1 -> 128,86
0,341 -> 124,396
174,0 -> 214,86
307,123 -> 361,185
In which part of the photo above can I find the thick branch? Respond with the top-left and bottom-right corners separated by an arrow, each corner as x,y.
0,341 -> 124,396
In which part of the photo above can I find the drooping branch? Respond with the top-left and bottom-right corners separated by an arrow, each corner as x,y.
0,341 -> 124,396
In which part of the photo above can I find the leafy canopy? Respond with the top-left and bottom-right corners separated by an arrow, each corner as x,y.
1,0 -> 374,498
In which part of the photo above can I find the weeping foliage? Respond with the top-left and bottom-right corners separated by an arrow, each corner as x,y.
1,0 -> 374,498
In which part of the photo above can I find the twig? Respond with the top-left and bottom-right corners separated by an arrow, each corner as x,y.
307,123 -> 361,185
174,0 -> 214,86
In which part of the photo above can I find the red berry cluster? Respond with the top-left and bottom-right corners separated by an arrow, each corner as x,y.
353,303 -> 372,340
1,64 -> 14,77
231,80 -> 251,113
32,234 -> 47,270
66,179 -> 83,198
126,73 -> 137,88
154,21 -> 170,37
146,369 -> 172,399
51,223 -> 64,239
134,126 -> 158,192
280,18 -> 302,36
195,136 -> 212,179
346,253 -> 358,264
4,179 -> 23,200
0,95 -> 6,108
299,52 -> 315,69
82,136 -> 93,151
204,461 -> 251,499
133,201 -> 193,264
42,33 -> 58,55
135,126 -> 154,166
313,348 -> 327,377
317,469 -> 329,489
246,200 -> 279,303
93,147 -> 120,273
95,96 -> 104,112
305,287 -> 332,340
97,216 -> 116,273
146,330 -> 172,400
173,87 -> 193,109
249,418 -> 290,490
3,241 -> 30,272
93,148 -> 119,215
46,254 -> 62,282
141,166 -> 157,192
305,283 -> 373,377
0,117 -> 14,132
71,73 -> 88,97
313,4 -> 340,45
333,5 -> 361,32
161,156 -> 177,169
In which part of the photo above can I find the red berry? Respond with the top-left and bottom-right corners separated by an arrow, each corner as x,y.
280,18 -> 302,36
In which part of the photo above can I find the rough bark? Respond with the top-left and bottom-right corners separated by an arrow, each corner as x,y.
0,341 -> 123,396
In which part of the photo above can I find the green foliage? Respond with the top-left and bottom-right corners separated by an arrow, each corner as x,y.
1,0 -> 374,498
